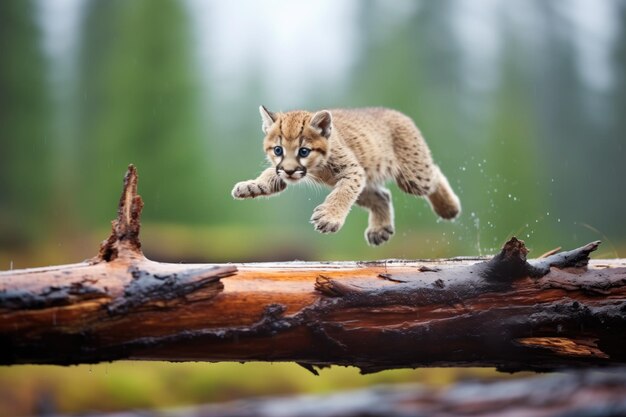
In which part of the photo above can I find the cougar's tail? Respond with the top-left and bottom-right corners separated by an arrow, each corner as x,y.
427,165 -> 461,220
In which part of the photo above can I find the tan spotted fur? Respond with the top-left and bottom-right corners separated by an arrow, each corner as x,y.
232,106 -> 461,246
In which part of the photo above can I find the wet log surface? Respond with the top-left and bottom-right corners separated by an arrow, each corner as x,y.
1,166 -> 625,372
75,369 -> 626,417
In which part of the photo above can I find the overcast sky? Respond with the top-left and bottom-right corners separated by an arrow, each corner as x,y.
37,0 -> 620,106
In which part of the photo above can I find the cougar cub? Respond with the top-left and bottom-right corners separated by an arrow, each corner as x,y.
232,106 -> 461,246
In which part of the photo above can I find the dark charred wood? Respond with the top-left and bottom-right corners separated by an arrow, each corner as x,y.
314,237 -> 603,302
0,165 -> 625,373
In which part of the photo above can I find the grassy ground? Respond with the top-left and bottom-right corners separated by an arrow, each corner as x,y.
0,362 -> 522,416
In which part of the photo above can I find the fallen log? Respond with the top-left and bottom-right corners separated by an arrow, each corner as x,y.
1,165 -> 625,372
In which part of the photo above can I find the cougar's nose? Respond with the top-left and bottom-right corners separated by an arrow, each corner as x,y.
283,168 -> 296,176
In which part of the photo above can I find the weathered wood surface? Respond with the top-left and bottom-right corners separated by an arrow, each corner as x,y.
74,369 -> 626,417
1,165 -> 625,372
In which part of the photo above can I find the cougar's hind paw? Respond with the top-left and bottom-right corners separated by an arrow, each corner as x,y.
365,225 -> 394,246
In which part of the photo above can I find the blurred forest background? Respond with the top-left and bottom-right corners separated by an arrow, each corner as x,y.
1,0 -> 625,415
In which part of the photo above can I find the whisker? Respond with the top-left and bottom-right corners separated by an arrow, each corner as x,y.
302,177 -> 315,191
303,176 -> 323,195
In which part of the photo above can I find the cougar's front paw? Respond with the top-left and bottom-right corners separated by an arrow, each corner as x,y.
231,181 -> 269,199
310,204 -> 345,234
365,225 -> 394,246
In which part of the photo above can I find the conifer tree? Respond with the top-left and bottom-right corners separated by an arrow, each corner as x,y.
75,0 -> 213,226
0,0 -> 52,244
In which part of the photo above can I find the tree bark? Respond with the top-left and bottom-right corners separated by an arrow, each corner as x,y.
1,165 -> 625,372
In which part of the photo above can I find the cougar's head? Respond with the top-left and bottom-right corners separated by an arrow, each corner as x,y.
259,105 -> 332,184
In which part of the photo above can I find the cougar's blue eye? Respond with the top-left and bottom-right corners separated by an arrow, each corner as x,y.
273,146 -> 283,156
298,147 -> 311,158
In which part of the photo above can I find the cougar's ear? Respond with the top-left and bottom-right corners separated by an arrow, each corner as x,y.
259,105 -> 277,134
310,110 -> 333,138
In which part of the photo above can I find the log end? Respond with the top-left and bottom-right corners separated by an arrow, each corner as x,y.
530,240 -> 601,276
481,237 -> 601,282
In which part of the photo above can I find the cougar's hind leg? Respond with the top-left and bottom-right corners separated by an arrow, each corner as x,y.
395,162 -> 461,220
426,165 -> 461,220
393,137 -> 437,198
356,186 -> 395,246
392,127 -> 461,220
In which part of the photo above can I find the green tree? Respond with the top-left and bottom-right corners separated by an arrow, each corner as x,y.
480,17 -> 545,252
0,0 -> 52,247
74,0 -> 213,227
606,1 -> 626,243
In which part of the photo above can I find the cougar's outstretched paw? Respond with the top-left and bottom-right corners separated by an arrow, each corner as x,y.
231,181 -> 269,199
311,204 -> 345,234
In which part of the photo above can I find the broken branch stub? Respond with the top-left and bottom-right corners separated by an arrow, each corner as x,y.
96,164 -> 144,262
0,165 -> 236,365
